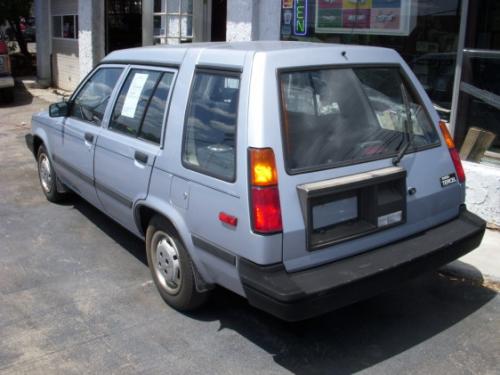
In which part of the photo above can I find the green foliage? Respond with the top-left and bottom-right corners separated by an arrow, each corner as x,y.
0,0 -> 33,25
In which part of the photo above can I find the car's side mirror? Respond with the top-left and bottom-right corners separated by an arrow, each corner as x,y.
49,101 -> 69,117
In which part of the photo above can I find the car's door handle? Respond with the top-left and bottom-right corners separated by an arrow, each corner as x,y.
84,132 -> 94,143
134,151 -> 148,164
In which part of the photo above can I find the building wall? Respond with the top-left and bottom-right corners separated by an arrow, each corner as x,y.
51,0 -> 79,91
51,0 -> 78,15
78,0 -> 105,80
257,0 -> 281,40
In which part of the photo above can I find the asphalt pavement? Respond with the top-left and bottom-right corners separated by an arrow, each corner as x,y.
0,85 -> 498,374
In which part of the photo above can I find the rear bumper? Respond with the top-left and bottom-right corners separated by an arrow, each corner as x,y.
0,76 -> 14,89
239,208 -> 486,321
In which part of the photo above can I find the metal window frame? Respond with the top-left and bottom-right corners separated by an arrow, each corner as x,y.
449,0 -> 469,135
153,0 -> 194,42
51,14 -> 79,40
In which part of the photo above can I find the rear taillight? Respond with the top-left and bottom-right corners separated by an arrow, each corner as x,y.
439,120 -> 465,183
249,148 -> 282,234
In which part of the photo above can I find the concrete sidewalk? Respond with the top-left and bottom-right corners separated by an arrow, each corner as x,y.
444,229 -> 500,285
15,76 -> 70,103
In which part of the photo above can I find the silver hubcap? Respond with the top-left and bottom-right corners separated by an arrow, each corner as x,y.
39,154 -> 52,193
154,233 -> 182,294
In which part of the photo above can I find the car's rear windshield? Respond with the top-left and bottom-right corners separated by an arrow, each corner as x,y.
279,67 -> 440,173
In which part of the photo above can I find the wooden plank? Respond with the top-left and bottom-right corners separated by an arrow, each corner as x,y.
460,127 -> 496,162
460,127 -> 481,159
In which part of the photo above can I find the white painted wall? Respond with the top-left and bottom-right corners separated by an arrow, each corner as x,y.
51,39 -> 79,91
464,161 -> 500,227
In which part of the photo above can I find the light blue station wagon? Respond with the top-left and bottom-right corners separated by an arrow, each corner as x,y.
29,42 -> 486,321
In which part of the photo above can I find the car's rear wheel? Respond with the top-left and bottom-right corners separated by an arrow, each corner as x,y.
37,145 -> 64,202
146,215 -> 209,311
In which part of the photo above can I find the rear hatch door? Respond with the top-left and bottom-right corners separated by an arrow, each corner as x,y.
278,66 -> 464,271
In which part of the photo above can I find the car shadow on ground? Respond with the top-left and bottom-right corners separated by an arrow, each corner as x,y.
0,83 -> 34,108
67,194 -> 147,265
189,275 -> 496,374
63,195 -> 497,375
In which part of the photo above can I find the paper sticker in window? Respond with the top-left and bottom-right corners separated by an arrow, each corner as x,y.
121,73 -> 149,118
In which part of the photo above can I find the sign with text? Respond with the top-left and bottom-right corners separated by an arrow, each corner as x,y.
315,0 -> 416,36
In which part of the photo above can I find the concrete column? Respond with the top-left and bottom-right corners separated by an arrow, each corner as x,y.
226,0 -> 281,42
35,0 -> 51,87
226,0 -> 257,41
78,0 -> 105,79
142,0 -> 154,46
193,0 -> 208,42
257,1 -> 281,40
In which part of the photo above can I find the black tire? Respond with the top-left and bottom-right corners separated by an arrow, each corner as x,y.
146,215 -> 209,311
36,145 -> 64,202
2,87 -> 14,103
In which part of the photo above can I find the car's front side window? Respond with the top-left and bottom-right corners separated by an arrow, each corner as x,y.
70,67 -> 123,126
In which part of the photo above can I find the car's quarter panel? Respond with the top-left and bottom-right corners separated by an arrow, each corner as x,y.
248,46 -> 465,272
139,168 -> 234,293
155,49 -> 283,269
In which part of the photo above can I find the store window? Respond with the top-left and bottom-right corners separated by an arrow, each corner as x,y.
52,15 -> 79,39
153,0 -> 193,44
280,0 -> 462,120
106,0 -> 143,53
454,0 -> 500,166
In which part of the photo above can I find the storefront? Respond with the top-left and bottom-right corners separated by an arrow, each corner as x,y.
281,0 -> 498,157
280,0 -> 499,225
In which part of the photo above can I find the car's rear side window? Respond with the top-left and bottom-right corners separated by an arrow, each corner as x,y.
109,69 -> 174,144
182,71 -> 240,182
70,67 -> 123,126
280,67 -> 440,173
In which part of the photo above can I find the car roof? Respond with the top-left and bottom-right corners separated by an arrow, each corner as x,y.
101,41 -> 397,68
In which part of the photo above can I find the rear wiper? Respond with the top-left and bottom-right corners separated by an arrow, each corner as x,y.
392,83 -> 414,166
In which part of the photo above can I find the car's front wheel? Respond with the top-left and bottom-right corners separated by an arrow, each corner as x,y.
146,215 -> 209,311
37,145 -> 64,202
